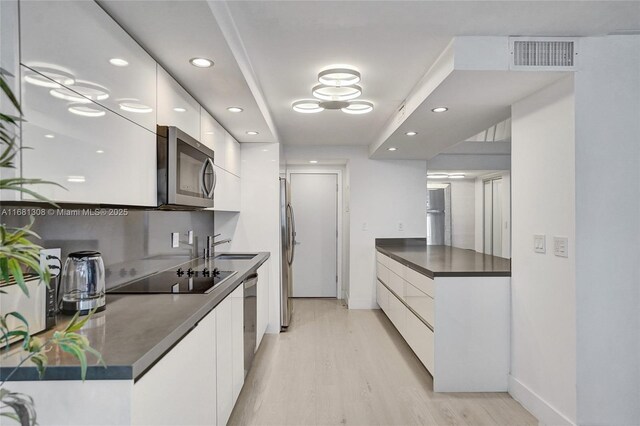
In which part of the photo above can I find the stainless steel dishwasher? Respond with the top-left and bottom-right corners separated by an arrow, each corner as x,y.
243,273 -> 258,377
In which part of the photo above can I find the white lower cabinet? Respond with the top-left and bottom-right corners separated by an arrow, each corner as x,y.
132,308 -> 217,426
376,250 -> 510,392
213,165 -> 241,212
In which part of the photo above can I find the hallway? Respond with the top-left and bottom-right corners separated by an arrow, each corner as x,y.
229,299 -> 536,425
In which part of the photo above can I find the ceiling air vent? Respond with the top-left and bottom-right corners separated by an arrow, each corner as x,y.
509,37 -> 577,71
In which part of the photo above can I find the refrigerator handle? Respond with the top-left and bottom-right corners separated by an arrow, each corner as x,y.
287,203 -> 296,265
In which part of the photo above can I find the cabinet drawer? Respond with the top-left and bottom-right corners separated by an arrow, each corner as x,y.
388,292 -> 407,338
406,311 -> 435,374
404,266 -> 435,298
376,251 -> 388,267
376,279 -> 389,313
376,262 -> 390,285
404,282 -> 435,328
385,256 -> 404,277
387,270 -> 404,299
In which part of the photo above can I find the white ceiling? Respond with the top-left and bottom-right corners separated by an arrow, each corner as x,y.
224,1 -> 639,147
98,1 -> 639,150
98,0 -> 276,143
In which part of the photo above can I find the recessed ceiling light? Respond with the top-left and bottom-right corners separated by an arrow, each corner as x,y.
44,134 -> 55,139
313,84 -> 362,101
405,131 -> 418,136
309,160 -> 318,164
246,131 -> 259,135
227,107 -> 243,113
67,175 -> 86,183
119,102 -> 153,114
318,67 -> 361,86
68,105 -> 106,117
205,131 -> 214,135
431,107 -> 448,113
388,147 -> 397,151
173,107 -> 187,112
341,100 -> 373,115
96,150 -> 104,154
292,99 -> 324,114
189,57 -> 214,68
427,174 -> 448,179
109,58 -> 129,67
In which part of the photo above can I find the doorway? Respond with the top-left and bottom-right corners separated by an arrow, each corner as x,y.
289,172 -> 340,298
483,177 -> 503,256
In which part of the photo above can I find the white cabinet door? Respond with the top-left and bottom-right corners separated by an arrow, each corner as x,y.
20,66 -> 156,206
215,294 -> 233,426
132,309 -> 216,426
256,260 -> 269,349
224,131 -> 241,177
200,108 -> 226,158
20,0 -> 157,132
157,66 -> 200,139
213,165 -> 241,212
231,285 -> 244,404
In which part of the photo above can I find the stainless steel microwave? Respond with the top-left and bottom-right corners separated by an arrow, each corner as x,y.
157,126 -> 216,209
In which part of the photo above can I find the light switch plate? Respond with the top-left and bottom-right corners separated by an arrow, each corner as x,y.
554,236 -> 569,257
398,222 -> 404,231
534,234 -> 546,254
171,232 -> 179,248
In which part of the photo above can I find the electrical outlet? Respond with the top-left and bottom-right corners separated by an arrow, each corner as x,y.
171,232 -> 180,248
40,248 -> 62,277
362,222 -> 368,231
398,222 -> 404,231
534,235 -> 546,254
187,230 -> 194,244
554,236 -> 569,258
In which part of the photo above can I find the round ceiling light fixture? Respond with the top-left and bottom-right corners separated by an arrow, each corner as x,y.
189,57 -> 214,68
109,58 -> 129,67
312,84 -> 362,101
342,100 -> 373,115
431,107 -> 448,113
227,107 -> 243,113
292,99 -> 324,114
318,67 -> 361,86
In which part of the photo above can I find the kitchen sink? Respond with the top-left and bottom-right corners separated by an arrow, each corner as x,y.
214,254 -> 257,261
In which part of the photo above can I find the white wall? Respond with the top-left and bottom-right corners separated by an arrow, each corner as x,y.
510,75 -> 577,424
216,143 -> 281,333
574,36 -> 640,426
284,145 -> 427,309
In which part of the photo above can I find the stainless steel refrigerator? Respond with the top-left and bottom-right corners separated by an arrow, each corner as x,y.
279,178 -> 296,330
427,188 -> 446,245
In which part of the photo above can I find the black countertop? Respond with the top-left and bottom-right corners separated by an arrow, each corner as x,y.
0,253 -> 269,382
376,238 -> 510,278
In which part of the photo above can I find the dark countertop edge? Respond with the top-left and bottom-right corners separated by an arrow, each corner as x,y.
375,246 -> 511,278
0,253 -> 270,382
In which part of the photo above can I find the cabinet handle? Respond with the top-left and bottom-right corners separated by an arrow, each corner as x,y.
201,158 -> 215,199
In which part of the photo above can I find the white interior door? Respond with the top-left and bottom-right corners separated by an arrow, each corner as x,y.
290,173 -> 338,297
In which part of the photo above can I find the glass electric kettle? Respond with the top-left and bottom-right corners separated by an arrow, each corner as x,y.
60,251 -> 106,315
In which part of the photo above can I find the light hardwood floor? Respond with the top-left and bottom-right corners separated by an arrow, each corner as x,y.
229,299 -> 537,426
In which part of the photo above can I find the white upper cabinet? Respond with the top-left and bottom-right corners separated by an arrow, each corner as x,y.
225,132 -> 241,177
157,67 -> 200,139
19,0 -> 157,132
20,65 -> 157,206
200,108 -> 226,162
212,164 -> 241,212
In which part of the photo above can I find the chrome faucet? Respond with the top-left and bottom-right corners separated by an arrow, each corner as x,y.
204,234 -> 232,259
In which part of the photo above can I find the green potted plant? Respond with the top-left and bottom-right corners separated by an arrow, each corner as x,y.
0,68 -> 102,426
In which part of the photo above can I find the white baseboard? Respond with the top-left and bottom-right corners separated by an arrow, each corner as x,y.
508,375 -> 575,426
347,298 -> 378,309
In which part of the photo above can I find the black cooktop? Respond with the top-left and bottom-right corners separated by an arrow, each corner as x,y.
108,267 -> 237,294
